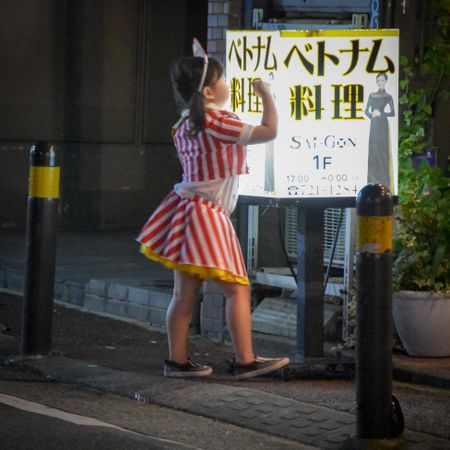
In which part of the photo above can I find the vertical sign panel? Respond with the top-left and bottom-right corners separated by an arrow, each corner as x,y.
226,30 -> 399,199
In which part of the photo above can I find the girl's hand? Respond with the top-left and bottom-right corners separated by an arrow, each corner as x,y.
372,109 -> 381,117
251,80 -> 272,97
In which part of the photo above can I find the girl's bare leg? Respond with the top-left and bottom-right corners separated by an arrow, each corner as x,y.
216,280 -> 254,364
166,270 -> 202,363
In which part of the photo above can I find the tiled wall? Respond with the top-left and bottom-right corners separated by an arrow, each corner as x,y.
202,1 -> 244,341
207,0 -> 242,64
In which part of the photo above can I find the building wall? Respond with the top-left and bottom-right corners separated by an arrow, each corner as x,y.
1,0 -> 447,338
207,0 -> 242,63
200,0 -> 450,340
0,0 -> 447,235
0,0 -> 206,231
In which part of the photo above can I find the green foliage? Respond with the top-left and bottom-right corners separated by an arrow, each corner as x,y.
394,1 -> 450,293
394,161 -> 450,292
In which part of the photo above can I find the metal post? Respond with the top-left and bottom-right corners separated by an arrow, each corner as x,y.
22,142 -> 60,355
342,208 -> 356,340
356,183 -> 393,438
247,205 -> 259,278
296,206 -> 324,361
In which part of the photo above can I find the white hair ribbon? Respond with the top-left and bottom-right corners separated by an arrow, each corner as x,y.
192,38 -> 208,92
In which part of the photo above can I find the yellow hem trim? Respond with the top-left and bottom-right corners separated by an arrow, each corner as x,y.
140,245 -> 249,286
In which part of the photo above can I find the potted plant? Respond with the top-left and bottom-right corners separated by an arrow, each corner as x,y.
392,0 -> 450,357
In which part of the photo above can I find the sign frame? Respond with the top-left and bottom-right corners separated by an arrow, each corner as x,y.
227,29 -> 399,208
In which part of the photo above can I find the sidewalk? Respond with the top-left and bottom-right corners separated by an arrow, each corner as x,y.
1,231 -> 449,388
1,232 -> 450,449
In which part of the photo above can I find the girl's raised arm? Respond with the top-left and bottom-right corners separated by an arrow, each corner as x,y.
247,80 -> 278,145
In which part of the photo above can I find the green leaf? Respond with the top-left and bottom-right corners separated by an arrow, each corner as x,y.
394,0 -> 450,293
430,244 -> 447,285
399,94 -> 409,104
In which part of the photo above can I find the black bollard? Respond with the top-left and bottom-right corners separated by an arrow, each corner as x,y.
22,142 -> 60,355
356,183 -> 393,439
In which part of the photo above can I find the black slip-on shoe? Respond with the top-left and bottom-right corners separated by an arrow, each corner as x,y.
164,359 -> 213,378
227,356 -> 290,380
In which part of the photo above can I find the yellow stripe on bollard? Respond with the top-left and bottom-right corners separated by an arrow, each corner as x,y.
28,166 -> 60,198
357,216 -> 393,253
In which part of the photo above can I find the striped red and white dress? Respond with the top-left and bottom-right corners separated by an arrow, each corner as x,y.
136,107 -> 253,285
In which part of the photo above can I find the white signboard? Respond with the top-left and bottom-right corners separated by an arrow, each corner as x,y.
226,30 -> 399,199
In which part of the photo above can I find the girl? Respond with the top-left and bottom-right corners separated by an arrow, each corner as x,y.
137,50 -> 289,380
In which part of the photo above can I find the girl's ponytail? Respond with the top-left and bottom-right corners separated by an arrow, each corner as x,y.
171,56 -> 224,136
189,91 -> 205,136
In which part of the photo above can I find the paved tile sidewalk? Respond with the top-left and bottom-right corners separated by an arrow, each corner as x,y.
5,355 -> 449,450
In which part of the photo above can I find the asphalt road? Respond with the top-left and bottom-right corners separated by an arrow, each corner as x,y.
0,378 -> 311,450
0,401 -> 189,450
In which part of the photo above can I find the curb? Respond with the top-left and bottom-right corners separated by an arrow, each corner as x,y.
3,354 -> 450,450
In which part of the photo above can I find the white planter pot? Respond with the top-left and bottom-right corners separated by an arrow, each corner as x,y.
393,290 -> 450,357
